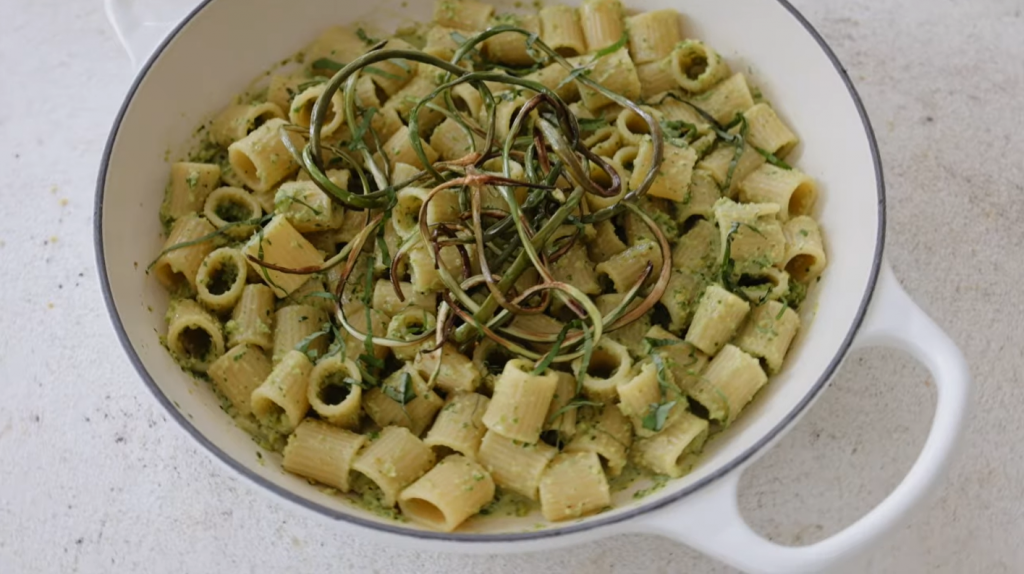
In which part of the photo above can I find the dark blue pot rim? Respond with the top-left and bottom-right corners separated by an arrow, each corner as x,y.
95,0 -> 885,544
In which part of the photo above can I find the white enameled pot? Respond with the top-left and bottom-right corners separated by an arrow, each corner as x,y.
96,1 -> 971,572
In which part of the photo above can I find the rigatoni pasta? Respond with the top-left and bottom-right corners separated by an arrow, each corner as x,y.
283,420 -> 367,492
399,454 -> 495,531
152,0 -> 829,530
424,392 -> 490,458
352,426 -> 436,507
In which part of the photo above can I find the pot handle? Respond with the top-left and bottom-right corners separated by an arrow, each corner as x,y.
635,260 -> 970,574
104,0 -> 194,70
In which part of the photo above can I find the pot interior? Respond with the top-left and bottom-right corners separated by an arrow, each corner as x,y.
98,0 -> 882,539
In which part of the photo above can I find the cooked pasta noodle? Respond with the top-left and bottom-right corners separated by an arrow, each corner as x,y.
151,0 -> 828,529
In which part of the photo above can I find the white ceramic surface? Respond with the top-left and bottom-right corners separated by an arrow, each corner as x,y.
96,1 -> 970,572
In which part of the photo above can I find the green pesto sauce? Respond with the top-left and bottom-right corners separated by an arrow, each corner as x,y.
206,263 -> 239,296
631,474 -> 670,500
349,474 -> 407,522
214,200 -> 252,223
478,488 -> 534,518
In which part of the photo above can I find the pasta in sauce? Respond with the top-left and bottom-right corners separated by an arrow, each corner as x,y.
151,0 -> 826,531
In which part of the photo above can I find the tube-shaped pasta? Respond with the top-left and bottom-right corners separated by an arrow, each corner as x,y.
636,58 -> 677,100
739,267 -> 792,304
367,105 -> 405,144
714,198 -> 787,277
482,359 -> 559,444
539,451 -> 611,521
374,125 -> 439,170
576,47 -> 641,111
698,143 -> 767,198
660,219 -> 719,332
284,277 -> 334,313
645,326 -> 709,394
266,74 -> 306,113
450,83 -> 485,122
166,298 -> 225,373
203,187 -> 262,239
405,243 -> 447,295
476,430 -> 557,500
493,96 -> 531,142
739,164 -> 817,222
615,106 -> 661,146
388,308 -> 437,361
413,343 -> 482,394
632,409 -> 709,477
584,157 -> 628,212
161,162 -> 221,222
382,67 -> 441,121
626,9 -> 681,64
676,168 -> 722,224
669,40 -> 730,94
782,216 -> 827,283
564,404 -> 632,476
524,62 -> 580,103
352,426 -> 436,507
689,73 -> 754,126
307,355 -> 363,429
423,25 -> 462,61
583,127 -> 621,159
152,214 -> 217,293
283,419 -> 367,492
654,94 -> 710,126
549,244 -> 601,295
688,344 -> 767,426
743,103 -> 799,157
196,247 -> 248,314
251,349 -> 312,433
274,181 -> 337,233
304,26 -> 371,68
483,13 -> 540,66
544,371 -> 579,440
479,158 -> 528,209
630,137 -> 698,202
594,292 -> 649,356
616,362 -> 661,433
434,0 -> 495,31
541,5 -> 586,57
572,338 -> 633,403
365,39 -> 417,96
734,301 -> 801,374
227,119 -> 300,192
579,0 -> 624,53
399,454 -> 495,532
351,74 -> 383,110
339,301 -> 391,362
272,305 -> 329,364
392,186 -> 460,239
596,240 -> 662,292
372,280 -> 437,316
288,83 -> 345,136
208,344 -> 272,417
242,215 -> 325,298
227,284 -> 275,350
586,219 -> 628,263
363,366 -> 444,436
210,102 -> 286,146
430,117 -> 485,162
424,392 -> 490,458
685,284 -> 750,355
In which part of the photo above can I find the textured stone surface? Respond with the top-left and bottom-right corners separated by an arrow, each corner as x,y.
1,0 -> 1021,572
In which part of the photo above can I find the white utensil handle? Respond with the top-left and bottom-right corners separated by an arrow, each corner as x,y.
637,260 -> 970,574
104,0 -> 191,70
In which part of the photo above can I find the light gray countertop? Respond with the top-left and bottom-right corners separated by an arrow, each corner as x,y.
1,0 -> 1021,572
